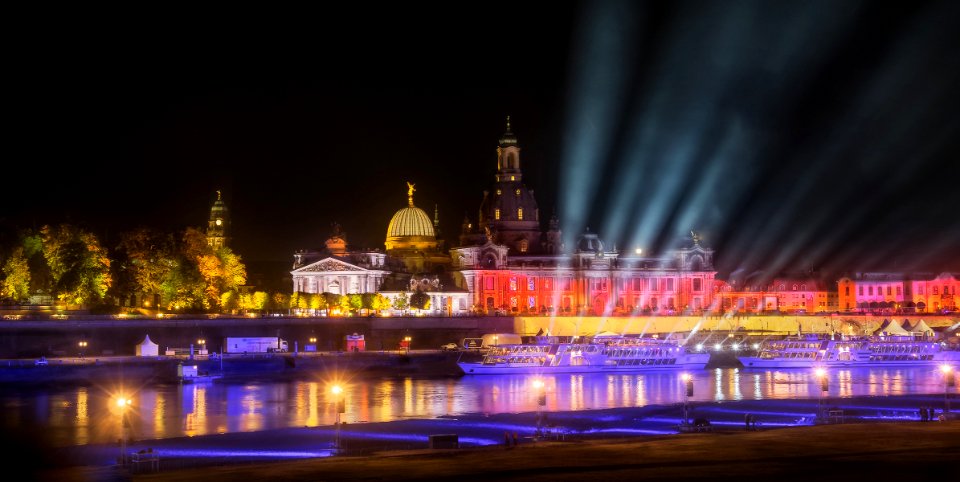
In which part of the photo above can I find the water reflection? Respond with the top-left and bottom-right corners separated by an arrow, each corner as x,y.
3,366 -> 956,447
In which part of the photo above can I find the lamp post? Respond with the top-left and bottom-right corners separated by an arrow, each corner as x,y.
532,378 -> 546,439
681,373 -> 693,426
116,396 -> 132,466
815,367 -> 828,421
941,364 -> 954,414
78,340 -> 88,359
331,385 -> 344,454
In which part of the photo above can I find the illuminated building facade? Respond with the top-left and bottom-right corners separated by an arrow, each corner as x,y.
838,272 -> 959,313
451,120 -> 717,315
714,276 -> 833,314
290,119 -> 957,318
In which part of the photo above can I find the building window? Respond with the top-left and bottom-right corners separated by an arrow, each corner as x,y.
528,278 -> 536,290
519,239 -> 528,253
896,286 -> 901,295
858,286 -> 863,296
919,287 -> 924,295
515,189 -> 521,196
886,286 -> 892,296
869,286 -> 874,296
666,278 -> 674,291
495,209 -> 500,220
649,278 -> 658,290
845,287 -> 850,296
633,279 -> 642,291
933,286 -> 939,295
510,175 -> 515,181
509,277 -> 517,291
485,277 -> 494,290
528,296 -> 536,308
693,279 -> 702,292
792,284 -> 798,291
517,208 -> 523,220
496,189 -> 501,195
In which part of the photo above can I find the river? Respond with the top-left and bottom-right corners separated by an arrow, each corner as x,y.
2,366 -> 955,447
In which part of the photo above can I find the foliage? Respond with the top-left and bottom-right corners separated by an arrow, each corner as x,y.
1,247 -> 30,302
410,290 -> 431,310
252,291 -> 269,311
347,293 -> 362,314
393,291 -> 409,311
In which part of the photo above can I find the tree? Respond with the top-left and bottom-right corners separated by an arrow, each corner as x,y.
410,290 -> 431,311
252,291 -> 269,311
1,247 -> 30,302
393,292 -> 409,313
221,290 -> 239,312
372,293 -> 391,314
40,225 -> 112,307
347,293 -> 363,314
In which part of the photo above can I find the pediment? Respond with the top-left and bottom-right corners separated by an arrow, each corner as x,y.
292,257 -> 367,273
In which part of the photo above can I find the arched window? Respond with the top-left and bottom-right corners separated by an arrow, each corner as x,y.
792,284 -> 798,291
507,153 -> 517,169
519,239 -> 528,253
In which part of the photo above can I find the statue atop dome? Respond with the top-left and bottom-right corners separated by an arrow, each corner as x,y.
407,182 -> 416,207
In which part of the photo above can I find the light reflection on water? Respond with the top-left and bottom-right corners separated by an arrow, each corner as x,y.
2,366 -> 955,447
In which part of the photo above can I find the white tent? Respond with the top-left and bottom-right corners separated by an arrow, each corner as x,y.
136,335 -> 159,357
873,319 -> 910,336
909,319 -> 934,336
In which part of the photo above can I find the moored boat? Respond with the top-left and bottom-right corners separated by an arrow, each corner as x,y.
457,335 -> 709,375
739,334 -> 960,369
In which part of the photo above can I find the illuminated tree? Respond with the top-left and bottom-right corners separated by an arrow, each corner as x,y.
113,228 -> 176,307
347,293 -> 362,314
252,291 -> 269,311
372,293 -> 391,314
272,292 -> 289,312
393,292 -> 409,313
221,290 -> 239,312
39,225 -> 112,307
1,247 -> 30,302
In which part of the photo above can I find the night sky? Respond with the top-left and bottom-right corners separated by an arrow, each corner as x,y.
5,1 -> 959,283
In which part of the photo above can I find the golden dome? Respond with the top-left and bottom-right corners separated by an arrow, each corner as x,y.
385,182 -> 437,251
387,206 -> 435,239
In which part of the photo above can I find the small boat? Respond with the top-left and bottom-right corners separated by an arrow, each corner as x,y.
178,364 -> 223,383
739,334 -> 960,369
457,335 -> 709,375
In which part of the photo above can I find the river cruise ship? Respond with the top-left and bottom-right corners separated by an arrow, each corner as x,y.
739,335 -> 960,369
457,335 -> 709,375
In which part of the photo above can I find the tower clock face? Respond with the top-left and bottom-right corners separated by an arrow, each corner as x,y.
216,219 -> 223,226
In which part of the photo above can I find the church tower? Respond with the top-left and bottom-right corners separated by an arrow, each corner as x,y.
478,116 -> 543,253
207,190 -> 229,249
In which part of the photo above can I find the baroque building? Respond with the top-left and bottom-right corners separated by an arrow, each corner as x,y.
290,118 -> 718,316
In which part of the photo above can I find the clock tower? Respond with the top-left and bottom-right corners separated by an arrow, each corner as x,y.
207,190 -> 230,249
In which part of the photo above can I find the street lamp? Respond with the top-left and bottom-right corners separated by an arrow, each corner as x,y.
402,336 -> 412,354
331,384 -> 345,454
78,340 -> 88,359
814,367 -> 828,421
681,373 -> 693,426
116,396 -> 132,466
532,378 -> 546,439
941,364 -> 954,414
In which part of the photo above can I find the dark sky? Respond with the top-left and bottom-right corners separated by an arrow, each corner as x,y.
5,1 -> 959,281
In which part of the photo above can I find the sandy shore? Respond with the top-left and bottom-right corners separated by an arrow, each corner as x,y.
25,393 -> 959,481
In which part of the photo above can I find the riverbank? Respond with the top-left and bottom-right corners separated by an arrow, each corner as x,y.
0,349 -> 745,388
27,395 -> 960,481
0,350 -> 469,387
